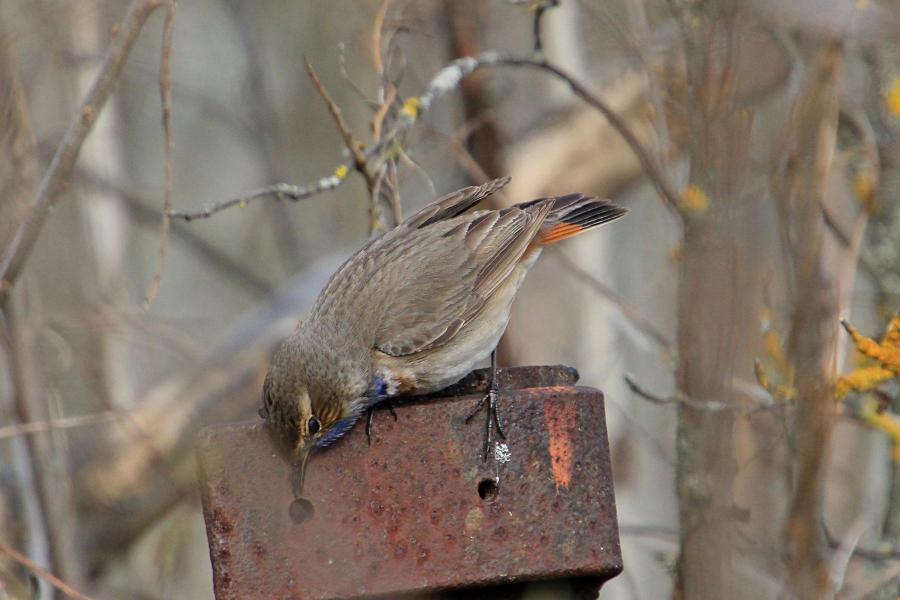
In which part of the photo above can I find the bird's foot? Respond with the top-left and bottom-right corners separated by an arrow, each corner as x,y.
464,368 -> 505,462
365,398 -> 398,446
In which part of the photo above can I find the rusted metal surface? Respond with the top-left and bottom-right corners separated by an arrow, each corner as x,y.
197,365 -> 621,599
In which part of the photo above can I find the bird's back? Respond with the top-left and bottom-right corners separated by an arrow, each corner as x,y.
302,177 -> 625,385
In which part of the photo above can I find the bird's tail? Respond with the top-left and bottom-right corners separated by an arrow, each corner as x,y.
524,194 -> 627,246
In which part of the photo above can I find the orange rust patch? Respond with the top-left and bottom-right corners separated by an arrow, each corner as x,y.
543,398 -> 577,489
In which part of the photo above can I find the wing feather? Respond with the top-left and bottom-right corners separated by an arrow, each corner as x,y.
372,201 -> 549,357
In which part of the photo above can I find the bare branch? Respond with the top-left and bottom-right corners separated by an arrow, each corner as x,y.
372,0 -> 391,80
225,0 -> 304,263
0,540 -> 94,600
490,56 -> 682,214
423,117 -> 507,202
167,178 -> 349,221
531,0 -> 560,55
552,250 -> 673,358
72,167 -> 271,294
0,412 -> 122,441
304,57 -> 381,231
173,52 -> 679,221
303,57 -> 374,186
624,373 -> 731,411
775,40 -> 843,599
823,519 -> 900,562
0,0 -> 168,297
624,374 -> 783,415
143,0 -> 177,311
0,27 -> 38,247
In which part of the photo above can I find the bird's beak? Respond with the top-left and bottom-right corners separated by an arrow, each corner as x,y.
291,444 -> 312,497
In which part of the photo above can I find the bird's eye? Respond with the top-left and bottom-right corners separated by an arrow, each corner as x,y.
307,416 -> 320,435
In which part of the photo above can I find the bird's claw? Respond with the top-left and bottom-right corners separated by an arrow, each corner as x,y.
366,398 -> 397,446
465,377 -> 504,462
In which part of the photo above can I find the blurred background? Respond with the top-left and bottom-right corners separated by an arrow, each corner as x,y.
2,0 -> 900,598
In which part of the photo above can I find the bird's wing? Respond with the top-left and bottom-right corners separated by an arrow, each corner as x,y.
309,178 -> 512,329
371,200 -> 552,357
401,176 -> 510,231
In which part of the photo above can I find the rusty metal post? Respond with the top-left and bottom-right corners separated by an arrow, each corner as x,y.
197,366 -> 621,599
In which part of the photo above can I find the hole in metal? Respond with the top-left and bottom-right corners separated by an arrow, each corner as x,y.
477,478 -> 499,501
289,497 -> 315,524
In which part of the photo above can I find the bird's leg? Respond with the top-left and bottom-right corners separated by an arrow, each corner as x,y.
465,350 -> 505,461
365,397 -> 398,446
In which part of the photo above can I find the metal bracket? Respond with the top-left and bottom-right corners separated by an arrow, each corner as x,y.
197,366 -> 621,599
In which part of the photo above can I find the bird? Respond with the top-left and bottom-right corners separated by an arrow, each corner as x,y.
259,176 -> 626,500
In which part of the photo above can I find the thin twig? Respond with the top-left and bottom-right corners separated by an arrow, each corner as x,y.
532,0 -> 560,55
624,374 -> 781,414
0,0 -> 167,297
423,117 -> 508,203
303,57 -> 379,231
491,56 -> 683,214
0,29 -> 50,590
619,523 -> 679,540
0,26 -> 38,235
338,41 -> 376,108
174,52 -> 679,220
371,85 -> 397,146
0,540 -> 94,600
225,0 -> 303,264
819,201 -> 881,283
73,166 -> 271,294
372,0 -> 391,82
303,58 -> 373,182
6,285 -> 88,587
167,179 -> 348,221
553,250 -> 673,357
0,411 -> 122,441
143,0 -> 176,311
371,0 -> 404,227
625,373 -> 702,407
824,518 -> 900,562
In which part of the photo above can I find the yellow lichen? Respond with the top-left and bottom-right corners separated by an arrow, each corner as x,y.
842,319 -> 900,375
775,384 -> 797,401
884,314 -> 900,348
334,164 -> 349,179
678,184 -> 710,215
859,398 -> 900,463
853,169 -> 877,212
754,360 -> 797,403
667,245 -> 682,263
886,77 -> 900,118
841,316 -> 900,460
754,359 -> 771,390
764,330 -> 791,380
400,96 -> 420,119
836,365 -> 894,399
754,306 -> 797,402
837,315 -> 900,400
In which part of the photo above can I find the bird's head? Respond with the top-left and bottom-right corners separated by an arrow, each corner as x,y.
259,341 -> 365,497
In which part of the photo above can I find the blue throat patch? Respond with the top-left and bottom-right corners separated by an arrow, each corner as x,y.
372,376 -> 388,399
312,377 -> 390,449
314,415 -> 359,448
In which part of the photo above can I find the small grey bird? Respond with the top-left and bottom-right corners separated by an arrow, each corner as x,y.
260,176 -> 626,497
